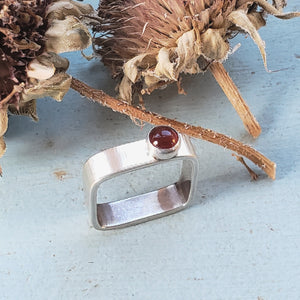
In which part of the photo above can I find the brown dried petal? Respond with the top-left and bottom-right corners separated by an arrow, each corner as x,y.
256,0 -> 300,19
228,10 -> 267,70
0,107 -> 8,137
45,16 -> 91,54
272,0 -> 286,11
123,53 -> 155,83
119,76 -> 133,103
143,75 -> 162,91
27,52 -> 70,81
247,11 -> 266,30
8,100 -> 38,121
13,39 -> 41,51
27,58 -> 56,80
46,0 -> 94,21
200,28 -> 230,62
120,28 -> 205,102
175,30 -> 201,74
22,72 -> 72,102
154,47 -> 177,81
0,136 -> 5,159
45,52 -> 69,71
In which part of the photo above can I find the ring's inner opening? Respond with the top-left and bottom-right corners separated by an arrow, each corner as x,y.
98,160 -> 183,203
96,160 -> 192,228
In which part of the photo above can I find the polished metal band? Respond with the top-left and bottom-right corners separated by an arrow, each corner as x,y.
83,132 -> 198,230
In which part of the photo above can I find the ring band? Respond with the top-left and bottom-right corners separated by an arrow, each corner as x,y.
83,126 -> 199,230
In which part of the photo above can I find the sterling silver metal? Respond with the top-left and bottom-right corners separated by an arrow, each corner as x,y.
83,128 -> 198,230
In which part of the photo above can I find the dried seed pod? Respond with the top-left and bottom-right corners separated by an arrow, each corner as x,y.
0,0 -> 93,162
93,0 -> 299,102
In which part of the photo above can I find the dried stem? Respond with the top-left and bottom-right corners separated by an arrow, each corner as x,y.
0,84 -> 24,108
209,62 -> 261,138
71,77 -> 276,179
232,154 -> 259,180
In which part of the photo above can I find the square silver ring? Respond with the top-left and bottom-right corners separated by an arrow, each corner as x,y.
83,128 -> 198,230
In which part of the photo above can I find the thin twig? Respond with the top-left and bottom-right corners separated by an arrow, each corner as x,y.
0,83 -> 24,108
209,62 -> 261,138
71,77 -> 276,179
232,153 -> 259,180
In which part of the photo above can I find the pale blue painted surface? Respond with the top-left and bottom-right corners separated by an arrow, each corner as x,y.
0,1 -> 300,299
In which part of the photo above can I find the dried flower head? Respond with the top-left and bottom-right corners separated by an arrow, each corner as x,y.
0,0 -> 93,165
93,0 -> 299,102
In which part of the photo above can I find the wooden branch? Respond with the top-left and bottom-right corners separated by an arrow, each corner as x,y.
71,77 -> 276,179
209,62 -> 262,138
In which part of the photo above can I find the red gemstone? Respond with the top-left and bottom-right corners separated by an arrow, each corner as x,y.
149,126 -> 179,149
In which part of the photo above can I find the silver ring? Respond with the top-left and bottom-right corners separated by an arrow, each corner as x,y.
83,126 -> 199,230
